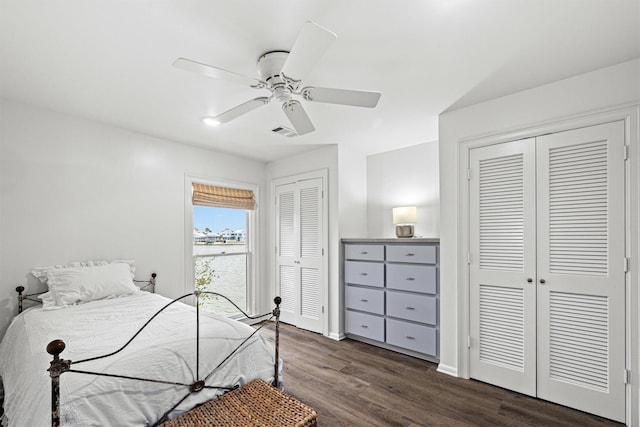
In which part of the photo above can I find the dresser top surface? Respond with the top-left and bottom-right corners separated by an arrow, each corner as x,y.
342,238 -> 440,244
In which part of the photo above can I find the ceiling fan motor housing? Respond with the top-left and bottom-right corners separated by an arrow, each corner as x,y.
257,51 -> 290,86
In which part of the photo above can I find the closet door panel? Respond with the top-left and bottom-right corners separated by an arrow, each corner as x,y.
276,184 -> 298,324
296,179 -> 324,332
536,122 -> 626,422
468,138 -> 537,396
275,178 -> 325,333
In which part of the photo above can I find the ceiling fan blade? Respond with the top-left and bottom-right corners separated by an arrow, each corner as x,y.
213,97 -> 269,123
282,100 -> 315,135
280,21 -> 337,81
302,87 -> 381,108
173,58 -> 265,88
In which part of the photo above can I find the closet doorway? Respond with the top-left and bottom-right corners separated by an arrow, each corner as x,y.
273,170 -> 328,334
468,122 -> 626,422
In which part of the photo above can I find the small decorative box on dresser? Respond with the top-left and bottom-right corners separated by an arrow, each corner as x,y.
342,238 -> 439,362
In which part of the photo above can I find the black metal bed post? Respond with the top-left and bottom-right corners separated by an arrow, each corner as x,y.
16,286 -> 24,314
273,296 -> 281,388
47,340 -> 70,427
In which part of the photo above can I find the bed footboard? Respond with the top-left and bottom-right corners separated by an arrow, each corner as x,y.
46,293 -> 282,427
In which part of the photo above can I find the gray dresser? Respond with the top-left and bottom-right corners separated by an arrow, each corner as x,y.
342,238 -> 439,362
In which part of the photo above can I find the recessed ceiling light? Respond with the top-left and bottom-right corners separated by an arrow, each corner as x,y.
201,116 -> 221,127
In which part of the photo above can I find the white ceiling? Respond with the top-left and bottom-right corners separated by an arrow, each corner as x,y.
1,0 -> 638,162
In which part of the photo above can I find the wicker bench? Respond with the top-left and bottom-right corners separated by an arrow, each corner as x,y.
161,379 -> 318,426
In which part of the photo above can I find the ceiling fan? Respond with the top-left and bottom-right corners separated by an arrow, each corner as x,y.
173,21 -> 381,136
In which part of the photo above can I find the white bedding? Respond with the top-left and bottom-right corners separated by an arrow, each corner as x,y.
0,292 -> 275,427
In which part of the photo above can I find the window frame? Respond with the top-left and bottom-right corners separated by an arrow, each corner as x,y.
184,174 -> 259,316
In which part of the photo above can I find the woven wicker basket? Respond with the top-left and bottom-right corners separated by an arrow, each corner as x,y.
161,379 -> 317,427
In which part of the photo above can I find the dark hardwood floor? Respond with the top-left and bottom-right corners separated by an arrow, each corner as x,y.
277,323 -> 622,427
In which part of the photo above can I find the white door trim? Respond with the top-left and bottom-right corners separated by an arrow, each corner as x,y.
271,168 -> 329,336
456,104 -> 639,425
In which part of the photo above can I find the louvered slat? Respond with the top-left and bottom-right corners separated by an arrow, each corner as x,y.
548,140 -> 608,276
300,268 -> 320,318
278,191 -> 295,257
279,265 -> 296,314
300,186 -> 320,258
479,154 -> 524,271
479,285 -> 525,370
548,291 -> 609,391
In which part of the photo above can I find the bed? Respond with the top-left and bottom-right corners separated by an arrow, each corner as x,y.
0,261 -> 281,427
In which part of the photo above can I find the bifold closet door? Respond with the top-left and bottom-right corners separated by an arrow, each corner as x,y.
536,122 -> 625,422
469,121 -> 626,423
469,138 -> 538,396
275,178 -> 324,333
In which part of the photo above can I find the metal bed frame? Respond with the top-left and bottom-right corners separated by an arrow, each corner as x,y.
14,274 -> 281,427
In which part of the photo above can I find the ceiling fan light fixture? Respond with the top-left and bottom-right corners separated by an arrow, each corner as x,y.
201,116 -> 221,127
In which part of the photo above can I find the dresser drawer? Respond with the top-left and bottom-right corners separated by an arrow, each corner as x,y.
345,261 -> 384,287
386,244 -> 436,264
345,244 -> 384,261
386,292 -> 436,325
386,264 -> 436,293
386,319 -> 437,356
345,311 -> 384,341
346,286 -> 384,315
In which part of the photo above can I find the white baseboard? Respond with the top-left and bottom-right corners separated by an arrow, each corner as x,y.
436,363 -> 458,377
327,332 -> 345,341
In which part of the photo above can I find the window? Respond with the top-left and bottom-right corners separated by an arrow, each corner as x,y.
189,180 -> 257,318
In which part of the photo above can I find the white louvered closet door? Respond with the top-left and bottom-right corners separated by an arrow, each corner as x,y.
536,122 -> 625,422
276,183 -> 297,325
275,178 -> 324,333
468,121 -> 626,422
469,138 -> 538,396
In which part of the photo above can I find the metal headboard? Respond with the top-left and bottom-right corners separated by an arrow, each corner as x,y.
16,272 -> 158,314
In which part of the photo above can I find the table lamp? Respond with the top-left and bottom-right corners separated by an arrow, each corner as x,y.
393,206 -> 416,238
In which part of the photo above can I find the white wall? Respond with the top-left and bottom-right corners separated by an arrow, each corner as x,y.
337,145 -> 368,239
265,145 -> 341,338
0,100 -> 267,337
367,141 -> 440,238
438,59 -> 640,421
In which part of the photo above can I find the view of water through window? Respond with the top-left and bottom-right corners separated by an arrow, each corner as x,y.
193,206 -> 248,317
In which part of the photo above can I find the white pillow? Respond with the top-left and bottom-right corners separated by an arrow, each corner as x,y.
37,291 -> 61,310
32,259 -> 135,284
45,262 -> 140,308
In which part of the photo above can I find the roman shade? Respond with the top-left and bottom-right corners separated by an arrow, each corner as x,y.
192,183 -> 256,210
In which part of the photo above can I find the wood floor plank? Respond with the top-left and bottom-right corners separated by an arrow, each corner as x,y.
277,323 -> 623,427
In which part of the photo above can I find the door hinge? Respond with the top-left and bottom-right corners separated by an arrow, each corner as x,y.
624,145 -> 629,160
322,306 -> 325,314
322,248 -> 325,256
624,369 -> 631,384
467,336 -> 471,349
467,251 -> 471,265
624,257 -> 630,273
466,168 -> 471,181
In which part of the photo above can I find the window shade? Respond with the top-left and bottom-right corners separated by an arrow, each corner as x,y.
192,183 -> 256,210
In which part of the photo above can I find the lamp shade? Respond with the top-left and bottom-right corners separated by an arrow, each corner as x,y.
393,206 -> 417,225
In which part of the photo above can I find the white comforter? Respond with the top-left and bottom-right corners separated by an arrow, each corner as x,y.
0,292 -> 275,427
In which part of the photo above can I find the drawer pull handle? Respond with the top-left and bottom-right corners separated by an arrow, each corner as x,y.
361,324 -> 369,329
361,272 -> 368,276
360,251 -> 368,255
406,336 -> 416,340
405,306 -> 415,310
406,253 -> 415,257
360,299 -> 369,302
405,277 -> 415,281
